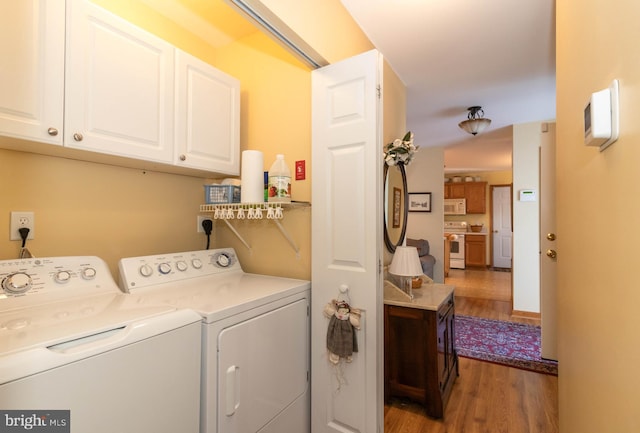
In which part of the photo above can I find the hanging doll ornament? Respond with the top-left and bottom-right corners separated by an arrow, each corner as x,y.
324,299 -> 361,364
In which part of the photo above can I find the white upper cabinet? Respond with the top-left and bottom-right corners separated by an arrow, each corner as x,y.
175,50 -> 240,175
65,0 -> 175,164
0,1 -> 65,145
0,0 -> 240,177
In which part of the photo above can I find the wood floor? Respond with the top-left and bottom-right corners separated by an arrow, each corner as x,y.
384,268 -> 558,433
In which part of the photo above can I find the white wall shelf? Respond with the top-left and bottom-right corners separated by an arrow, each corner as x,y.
199,202 -> 310,257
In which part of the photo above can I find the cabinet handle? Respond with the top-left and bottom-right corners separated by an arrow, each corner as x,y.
546,249 -> 557,259
179,154 -> 186,161
73,133 -> 84,142
47,127 -> 59,136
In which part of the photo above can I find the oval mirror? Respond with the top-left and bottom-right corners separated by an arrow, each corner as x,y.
383,163 -> 408,253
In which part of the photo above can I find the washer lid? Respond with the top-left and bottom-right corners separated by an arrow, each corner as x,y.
127,272 -> 310,323
0,292 -> 182,356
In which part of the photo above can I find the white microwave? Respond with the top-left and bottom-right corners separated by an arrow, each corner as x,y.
444,198 -> 466,215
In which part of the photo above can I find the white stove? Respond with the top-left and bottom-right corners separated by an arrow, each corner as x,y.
444,221 -> 468,269
118,248 -> 311,433
0,256 -> 202,433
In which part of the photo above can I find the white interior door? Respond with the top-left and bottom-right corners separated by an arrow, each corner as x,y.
492,185 -> 513,268
311,49 -> 382,433
540,123 -> 557,360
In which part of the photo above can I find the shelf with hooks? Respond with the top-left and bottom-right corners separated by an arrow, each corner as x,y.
199,202 -> 310,257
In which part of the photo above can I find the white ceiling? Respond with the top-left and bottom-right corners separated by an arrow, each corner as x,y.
341,0 -> 556,173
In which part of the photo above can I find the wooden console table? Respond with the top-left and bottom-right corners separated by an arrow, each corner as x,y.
384,281 -> 458,418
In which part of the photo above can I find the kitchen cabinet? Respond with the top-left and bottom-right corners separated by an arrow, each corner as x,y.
443,181 -> 486,213
444,183 -> 465,199
384,284 -> 458,419
465,234 -> 486,267
464,181 -> 487,213
175,50 -> 240,175
0,0 -> 240,177
0,1 -> 65,145
65,0 -> 175,164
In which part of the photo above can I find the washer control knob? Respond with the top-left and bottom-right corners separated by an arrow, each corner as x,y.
81,267 -> 97,280
2,272 -> 32,294
158,263 -> 172,275
215,253 -> 231,268
192,258 -> 203,269
54,270 -> 72,284
176,260 -> 188,272
139,264 -> 153,277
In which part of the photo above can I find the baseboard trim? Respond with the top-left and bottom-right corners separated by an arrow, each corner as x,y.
511,310 -> 541,319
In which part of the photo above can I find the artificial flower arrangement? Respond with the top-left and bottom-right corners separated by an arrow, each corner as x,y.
384,131 -> 418,166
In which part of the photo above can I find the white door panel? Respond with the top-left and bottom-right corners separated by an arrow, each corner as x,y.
492,185 -> 513,268
217,300 -> 309,433
312,49 -> 382,433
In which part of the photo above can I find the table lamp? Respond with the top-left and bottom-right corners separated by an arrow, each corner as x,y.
389,246 -> 423,299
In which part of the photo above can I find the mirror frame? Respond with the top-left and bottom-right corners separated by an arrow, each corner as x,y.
383,162 -> 408,253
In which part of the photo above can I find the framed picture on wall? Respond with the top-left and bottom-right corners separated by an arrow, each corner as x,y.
408,192 -> 431,212
392,187 -> 401,227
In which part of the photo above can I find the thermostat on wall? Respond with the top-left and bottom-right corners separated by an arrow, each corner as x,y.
519,189 -> 537,202
584,79 -> 619,151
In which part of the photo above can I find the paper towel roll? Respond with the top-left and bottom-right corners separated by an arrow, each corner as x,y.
241,150 -> 264,203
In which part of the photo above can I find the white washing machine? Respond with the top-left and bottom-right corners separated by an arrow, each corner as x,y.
118,248 -> 310,433
0,256 -> 202,433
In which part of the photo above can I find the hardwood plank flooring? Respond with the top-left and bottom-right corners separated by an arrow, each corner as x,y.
445,267 -> 512,301
384,268 -> 558,433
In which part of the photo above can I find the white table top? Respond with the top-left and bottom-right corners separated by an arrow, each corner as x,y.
384,280 -> 454,311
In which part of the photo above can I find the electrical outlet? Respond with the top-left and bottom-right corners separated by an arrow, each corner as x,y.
197,216 -> 212,233
10,211 -> 35,241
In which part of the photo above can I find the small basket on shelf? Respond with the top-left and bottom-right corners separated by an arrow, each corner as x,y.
204,185 -> 241,204
469,224 -> 484,233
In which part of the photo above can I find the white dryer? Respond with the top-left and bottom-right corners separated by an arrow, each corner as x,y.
118,248 -> 311,433
0,256 -> 202,433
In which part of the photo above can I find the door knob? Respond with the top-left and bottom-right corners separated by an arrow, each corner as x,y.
47,127 -> 58,136
546,233 -> 556,241
73,133 -> 83,141
546,249 -> 557,259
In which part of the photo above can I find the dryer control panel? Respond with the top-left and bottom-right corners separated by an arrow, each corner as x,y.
118,248 -> 242,292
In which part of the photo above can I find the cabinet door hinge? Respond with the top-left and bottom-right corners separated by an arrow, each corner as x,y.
376,85 -> 381,99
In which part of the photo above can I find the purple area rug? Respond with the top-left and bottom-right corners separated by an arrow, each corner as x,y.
455,315 -> 558,375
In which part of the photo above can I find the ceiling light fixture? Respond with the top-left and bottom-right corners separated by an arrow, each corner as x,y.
458,106 -> 491,136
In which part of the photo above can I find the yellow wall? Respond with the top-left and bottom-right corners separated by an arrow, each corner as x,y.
557,0 -> 640,430
212,31 -> 313,279
0,148 -> 205,278
258,0 -> 374,63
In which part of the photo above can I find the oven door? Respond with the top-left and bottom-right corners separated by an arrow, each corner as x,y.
449,234 -> 465,269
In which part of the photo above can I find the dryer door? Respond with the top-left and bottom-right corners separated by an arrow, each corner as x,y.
217,299 -> 309,433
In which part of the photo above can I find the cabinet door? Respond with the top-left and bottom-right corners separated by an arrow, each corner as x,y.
65,0 -> 174,163
175,50 -> 240,175
465,235 -> 486,266
465,182 -> 486,213
0,1 -> 64,145
444,183 -> 461,199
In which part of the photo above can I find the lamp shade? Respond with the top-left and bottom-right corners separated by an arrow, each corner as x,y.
458,117 -> 491,135
389,246 -> 423,277
458,106 -> 491,136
